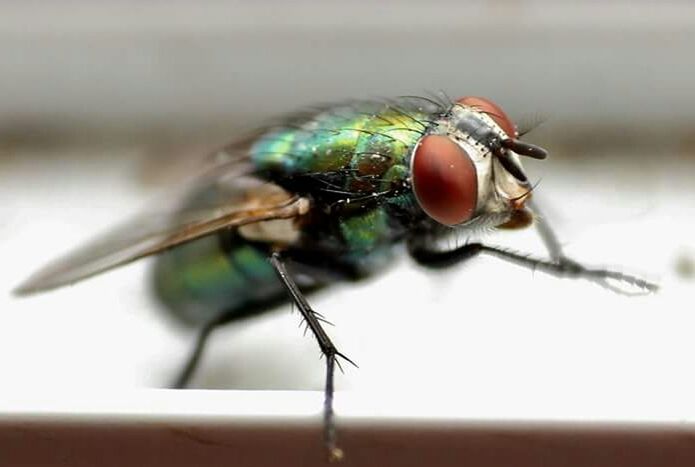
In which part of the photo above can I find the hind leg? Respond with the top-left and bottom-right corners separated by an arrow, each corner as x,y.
171,310 -> 238,389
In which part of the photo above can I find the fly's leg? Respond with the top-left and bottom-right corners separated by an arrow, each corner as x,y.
270,251 -> 354,462
528,199 -> 573,264
529,198 -> 658,292
408,238 -> 658,294
171,311 -> 237,389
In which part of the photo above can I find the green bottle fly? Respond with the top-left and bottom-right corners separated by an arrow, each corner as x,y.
16,94 -> 655,460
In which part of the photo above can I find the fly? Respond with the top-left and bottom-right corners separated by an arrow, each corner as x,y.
14,95 -> 658,461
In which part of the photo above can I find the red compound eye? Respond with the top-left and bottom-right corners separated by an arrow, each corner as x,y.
457,96 -> 517,138
412,135 -> 477,226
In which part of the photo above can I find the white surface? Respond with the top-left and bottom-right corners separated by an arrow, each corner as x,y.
0,387 -> 692,423
1,146 -> 693,422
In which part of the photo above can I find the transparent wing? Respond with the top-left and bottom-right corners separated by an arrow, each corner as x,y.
14,158 -> 310,295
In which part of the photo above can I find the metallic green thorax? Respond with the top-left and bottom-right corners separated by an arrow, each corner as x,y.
250,101 -> 439,254
154,99 -> 446,324
250,102 -> 432,193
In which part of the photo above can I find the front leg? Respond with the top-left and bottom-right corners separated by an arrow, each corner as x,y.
407,236 -> 657,295
408,237 -> 485,268
528,198 -> 571,264
269,251 -> 355,462
528,198 -> 658,292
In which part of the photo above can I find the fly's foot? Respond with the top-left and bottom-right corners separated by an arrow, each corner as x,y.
328,446 -> 345,463
557,256 -> 658,296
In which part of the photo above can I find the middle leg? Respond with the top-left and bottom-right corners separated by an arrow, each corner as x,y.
269,251 -> 355,462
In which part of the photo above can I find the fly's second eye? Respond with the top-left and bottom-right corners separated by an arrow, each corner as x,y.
457,96 -> 517,138
411,135 -> 477,226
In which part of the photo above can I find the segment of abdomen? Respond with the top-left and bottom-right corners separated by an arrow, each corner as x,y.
151,233 -> 284,326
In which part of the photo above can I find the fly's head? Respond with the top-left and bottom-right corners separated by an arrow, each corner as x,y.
410,96 -> 548,231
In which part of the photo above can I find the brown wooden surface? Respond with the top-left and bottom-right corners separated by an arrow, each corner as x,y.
1,418 -> 694,466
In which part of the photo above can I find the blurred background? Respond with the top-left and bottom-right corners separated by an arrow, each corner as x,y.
1,0 -> 694,426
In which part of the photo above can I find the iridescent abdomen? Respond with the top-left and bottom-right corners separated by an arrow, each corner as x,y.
152,234 -> 283,326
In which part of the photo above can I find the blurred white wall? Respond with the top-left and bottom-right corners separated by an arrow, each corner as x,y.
1,1 -> 694,134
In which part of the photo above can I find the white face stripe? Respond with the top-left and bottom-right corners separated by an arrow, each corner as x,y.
443,105 -> 529,220
452,137 -> 493,216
